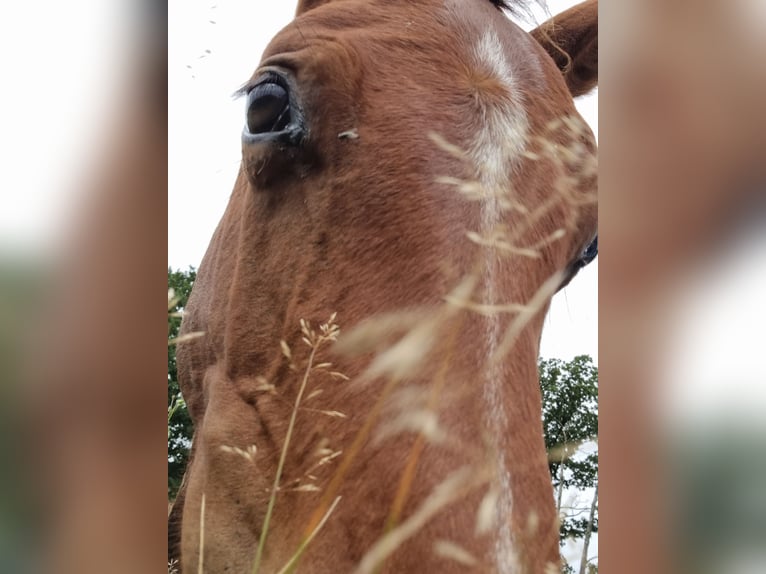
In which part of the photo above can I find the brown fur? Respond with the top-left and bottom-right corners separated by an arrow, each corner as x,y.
169,1 -> 598,572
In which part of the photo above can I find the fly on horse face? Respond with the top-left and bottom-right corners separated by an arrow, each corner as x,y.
170,1 -> 597,572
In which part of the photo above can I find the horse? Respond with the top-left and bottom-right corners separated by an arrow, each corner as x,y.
169,1 -> 598,572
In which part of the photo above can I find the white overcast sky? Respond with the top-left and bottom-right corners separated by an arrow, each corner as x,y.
168,0 -> 598,364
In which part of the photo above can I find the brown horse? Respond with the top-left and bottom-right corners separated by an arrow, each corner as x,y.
170,1 -> 597,572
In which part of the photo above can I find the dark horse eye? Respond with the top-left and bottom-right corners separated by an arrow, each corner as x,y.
246,81 -> 291,135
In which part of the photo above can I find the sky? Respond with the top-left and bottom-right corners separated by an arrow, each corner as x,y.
168,0 -> 599,365
0,0 -> 134,258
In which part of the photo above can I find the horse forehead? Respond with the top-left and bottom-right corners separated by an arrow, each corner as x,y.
267,0 -> 543,85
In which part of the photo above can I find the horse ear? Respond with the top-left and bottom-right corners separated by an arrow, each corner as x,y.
530,0 -> 598,97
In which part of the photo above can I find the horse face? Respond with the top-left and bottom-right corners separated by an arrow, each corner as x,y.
173,2 -> 597,572
224,0 -> 597,334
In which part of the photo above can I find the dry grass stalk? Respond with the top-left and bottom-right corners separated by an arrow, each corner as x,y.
274,496 -> 342,574
546,438 -> 594,465
475,484 -> 500,536
374,409 -> 446,445
442,296 -> 527,316
168,287 -> 205,346
300,406 -> 348,419
303,449 -> 343,479
321,116 -> 595,570
432,539 -> 479,567
254,376 -> 277,394
353,465 -> 491,574
168,331 -> 205,346
349,275 -> 477,386
198,493 -> 206,574
302,374 -> 403,538
492,270 -> 565,363
219,444 -> 258,464
291,484 -> 321,492
168,288 -> 180,311
334,309 -> 428,356
252,314 -> 341,574
427,132 -> 469,161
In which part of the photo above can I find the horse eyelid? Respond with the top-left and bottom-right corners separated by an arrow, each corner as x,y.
233,70 -> 291,99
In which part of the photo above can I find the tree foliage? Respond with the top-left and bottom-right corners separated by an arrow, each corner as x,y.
539,355 -> 599,547
168,267 -> 196,499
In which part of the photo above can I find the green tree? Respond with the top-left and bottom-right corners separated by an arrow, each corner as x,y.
539,355 -> 598,572
168,267 -> 196,499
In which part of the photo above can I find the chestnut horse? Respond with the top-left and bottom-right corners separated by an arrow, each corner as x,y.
170,1 -> 598,572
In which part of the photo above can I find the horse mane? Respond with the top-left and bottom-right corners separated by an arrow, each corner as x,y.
488,0 -> 545,18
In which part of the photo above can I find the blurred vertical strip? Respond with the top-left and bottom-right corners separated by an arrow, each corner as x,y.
1,0 -> 168,572
600,0 -> 765,573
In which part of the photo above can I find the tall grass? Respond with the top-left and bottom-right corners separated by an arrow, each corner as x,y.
252,314 -> 343,574
179,114 -> 596,573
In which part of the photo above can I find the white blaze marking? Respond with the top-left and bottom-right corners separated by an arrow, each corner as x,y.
471,29 -> 529,195
471,28 -> 529,574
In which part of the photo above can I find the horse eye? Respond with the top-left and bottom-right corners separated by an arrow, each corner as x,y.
246,81 -> 291,135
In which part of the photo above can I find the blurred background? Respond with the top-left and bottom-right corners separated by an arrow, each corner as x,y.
0,0 -> 763,573
600,1 -> 765,573
1,0 -> 168,572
